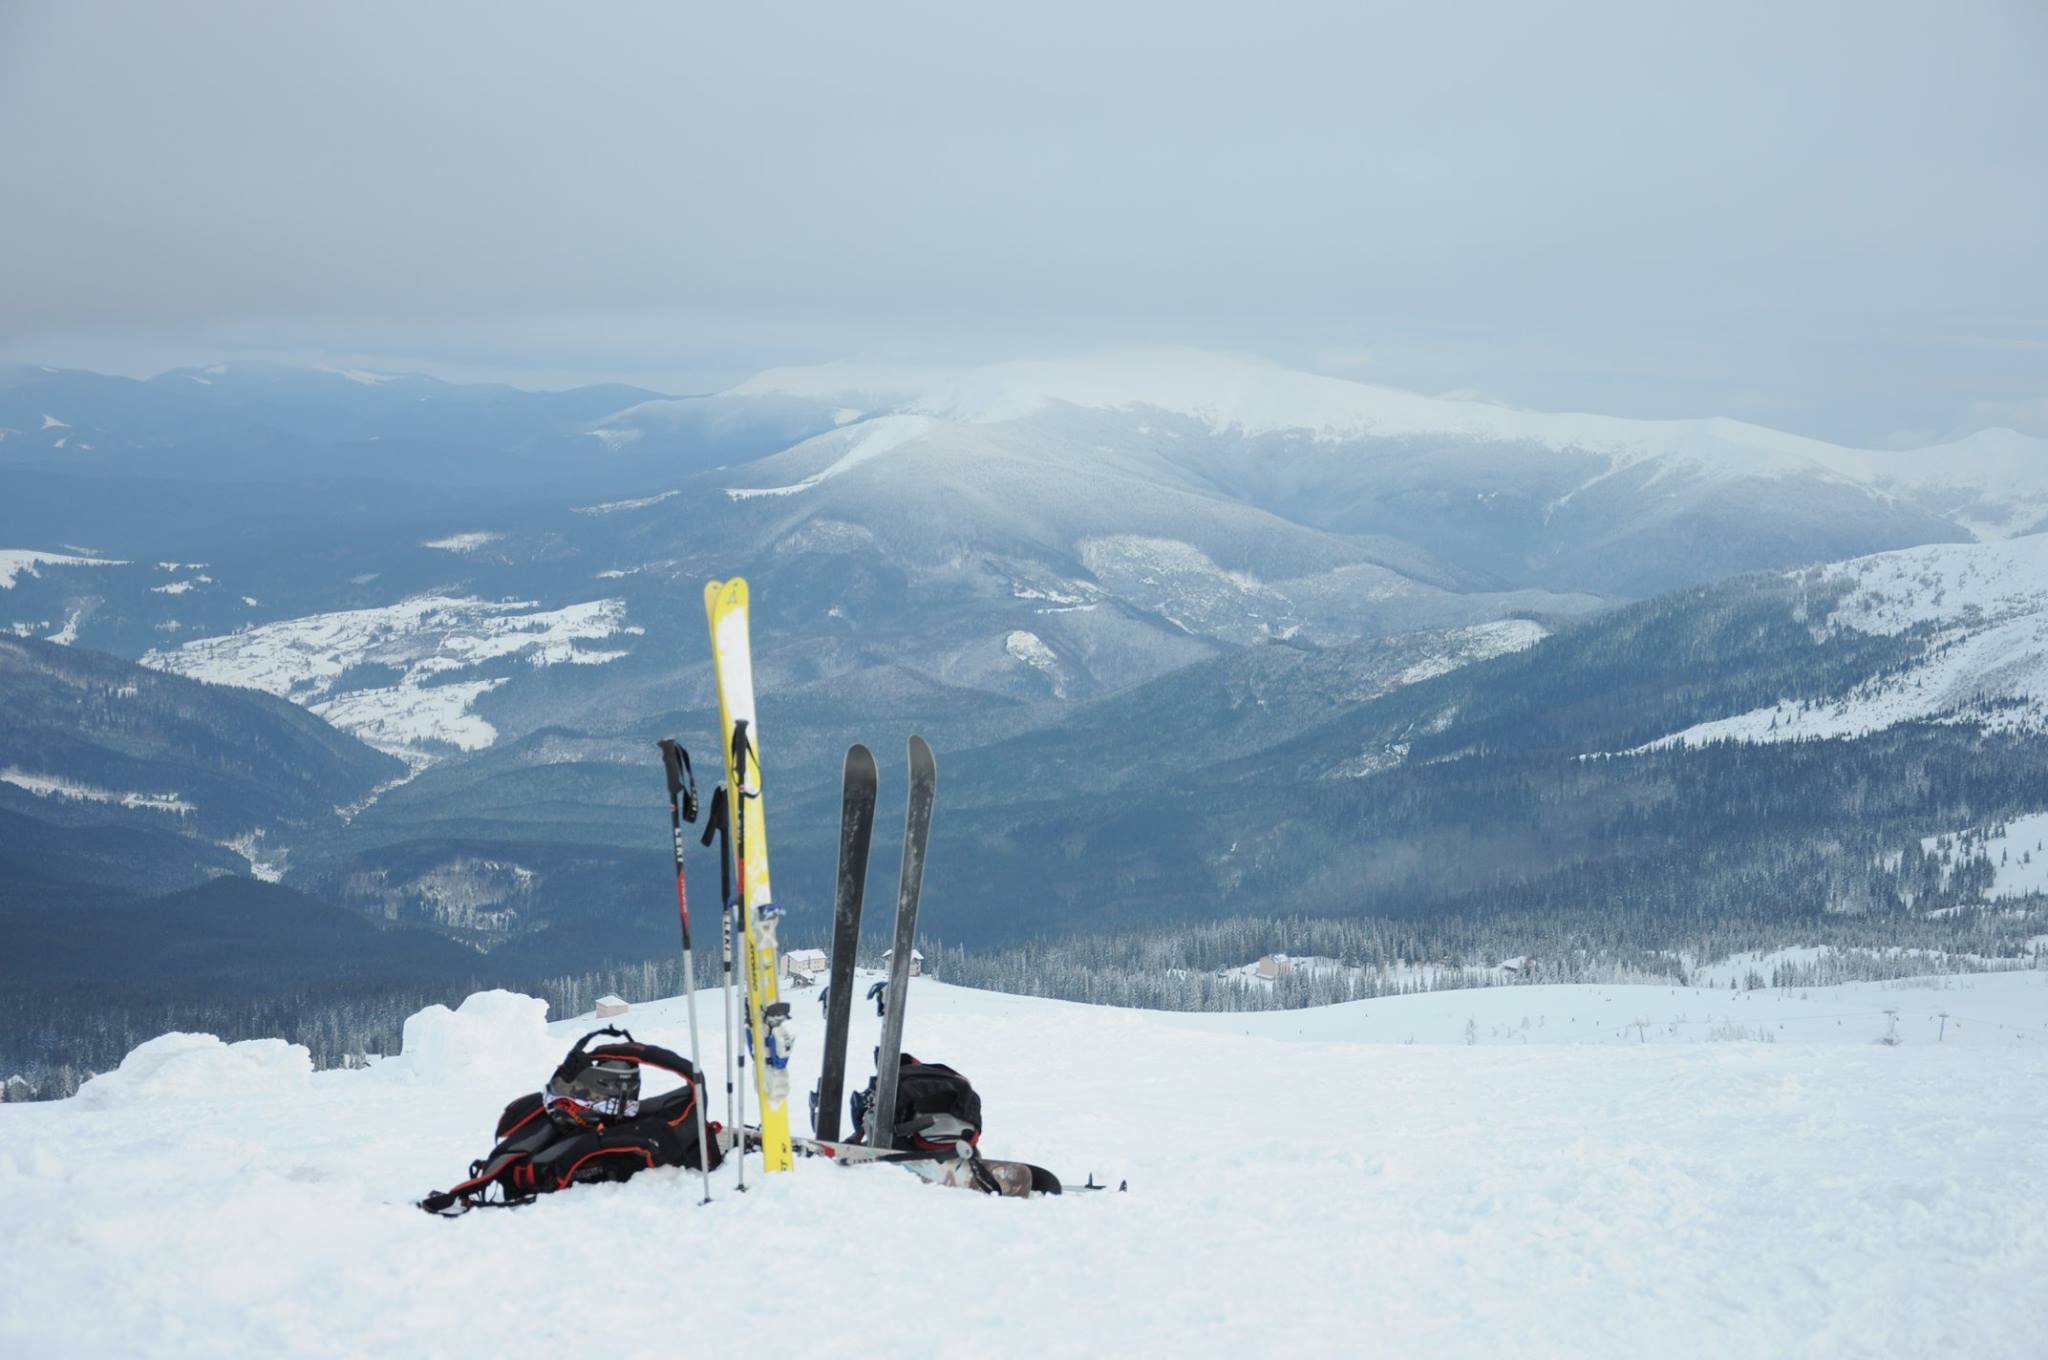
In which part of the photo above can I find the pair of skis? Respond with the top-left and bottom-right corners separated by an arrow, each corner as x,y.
686,578 -> 1100,1196
689,576 -> 935,1181
812,736 -> 935,1151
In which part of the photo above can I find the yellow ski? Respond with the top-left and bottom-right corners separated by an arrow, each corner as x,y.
704,578 -> 794,1173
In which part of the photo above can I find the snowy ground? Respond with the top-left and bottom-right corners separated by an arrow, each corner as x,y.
4,970 -> 2046,1358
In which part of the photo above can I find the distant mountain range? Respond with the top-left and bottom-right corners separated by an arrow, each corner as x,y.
4,351 -> 2045,1087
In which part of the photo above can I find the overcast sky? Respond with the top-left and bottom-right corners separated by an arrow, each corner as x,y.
2,1 -> 2043,444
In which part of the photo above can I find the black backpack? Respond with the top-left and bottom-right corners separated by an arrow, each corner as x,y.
420,1027 -> 721,1216
854,1053 -> 983,1151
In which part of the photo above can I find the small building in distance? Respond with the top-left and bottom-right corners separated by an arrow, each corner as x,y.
1255,954 -> 1294,981
784,948 -> 828,982
594,994 -> 630,1019
881,947 -> 924,977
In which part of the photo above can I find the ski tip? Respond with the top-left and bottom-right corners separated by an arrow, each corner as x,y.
909,733 -> 934,772
846,743 -> 877,775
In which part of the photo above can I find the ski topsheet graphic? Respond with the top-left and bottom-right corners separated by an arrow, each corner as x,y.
869,734 -> 936,1151
705,578 -> 794,1173
813,744 -> 877,1142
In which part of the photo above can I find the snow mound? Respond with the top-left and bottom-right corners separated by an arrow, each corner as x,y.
387,990 -> 555,1086
74,1034 -> 311,1110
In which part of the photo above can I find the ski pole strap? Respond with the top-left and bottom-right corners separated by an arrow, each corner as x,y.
659,739 -> 699,822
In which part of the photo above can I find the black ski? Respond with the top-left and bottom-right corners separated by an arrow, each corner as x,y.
868,734 -> 935,1152
812,744 -> 878,1140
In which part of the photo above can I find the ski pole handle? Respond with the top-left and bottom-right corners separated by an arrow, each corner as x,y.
659,739 -> 699,822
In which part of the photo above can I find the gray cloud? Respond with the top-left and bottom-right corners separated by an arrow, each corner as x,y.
3,0 -> 2043,442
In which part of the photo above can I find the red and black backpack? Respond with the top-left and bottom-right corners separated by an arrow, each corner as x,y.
420,1027 -> 721,1216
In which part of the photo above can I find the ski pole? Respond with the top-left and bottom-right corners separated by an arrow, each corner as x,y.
730,721 -> 755,1178
701,784 -> 746,1191
659,739 -> 715,1206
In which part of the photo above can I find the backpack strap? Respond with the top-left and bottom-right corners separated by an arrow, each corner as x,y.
419,1150 -> 544,1216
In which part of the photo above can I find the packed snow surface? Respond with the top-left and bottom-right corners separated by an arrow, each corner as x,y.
1643,537 -> 2048,750
0,549 -> 126,589
4,973 -> 2044,1357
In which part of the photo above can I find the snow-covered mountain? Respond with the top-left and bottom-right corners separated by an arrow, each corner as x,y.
607,350 -> 2044,597
0,636 -> 403,891
4,972 -> 2043,1356
1639,536 -> 2048,750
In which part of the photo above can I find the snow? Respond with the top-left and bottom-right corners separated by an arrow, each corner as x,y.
222,830 -> 287,883
743,351 -> 1850,476
0,768 -> 195,816
1079,535 -> 1296,642
1393,616 -> 1548,685
140,596 -> 633,757
72,1033 -> 311,1111
1642,537 -> 2048,750
1004,629 -> 1067,697
571,490 -> 674,514
45,608 -> 83,645
3,973 -> 2045,1357
421,532 -> 503,554
0,549 -> 127,590
1919,812 -> 2048,902
324,677 -> 504,756
724,415 -> 934,499
728,352 -> 2048,527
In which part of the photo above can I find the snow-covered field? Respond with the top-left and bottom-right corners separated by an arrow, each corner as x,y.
0,548 -> 127,590
139,595 -> 637,759
5,970 -> 2045,1358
